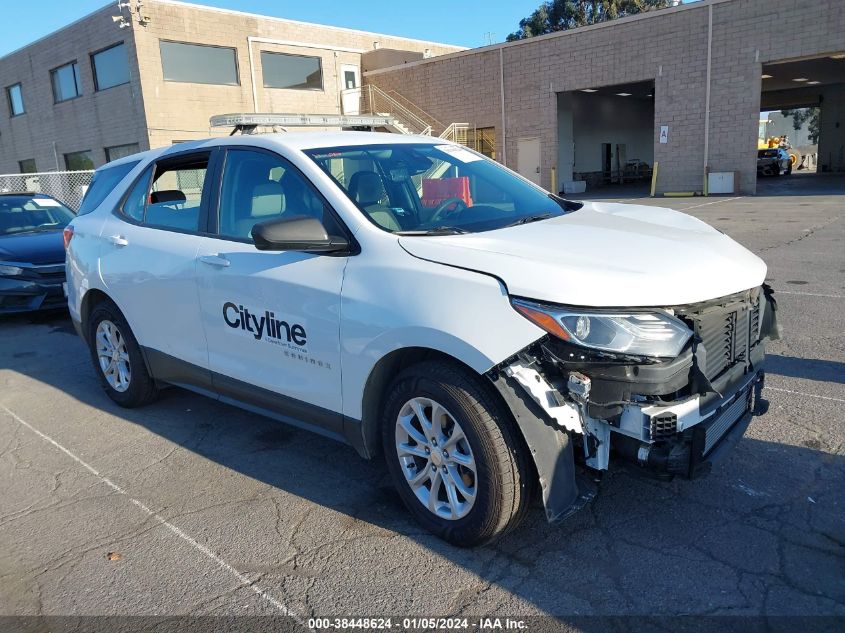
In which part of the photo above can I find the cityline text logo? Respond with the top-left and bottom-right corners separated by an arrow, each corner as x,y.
223,302 -> 307,347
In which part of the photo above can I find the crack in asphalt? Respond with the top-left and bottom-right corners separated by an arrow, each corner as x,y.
759,215 -> 842,252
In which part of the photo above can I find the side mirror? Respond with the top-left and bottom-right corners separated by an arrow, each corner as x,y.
251,215 -> 349,254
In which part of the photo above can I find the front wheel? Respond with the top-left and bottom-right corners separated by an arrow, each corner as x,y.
381,360 -> 533,546
87,299 -> 158,408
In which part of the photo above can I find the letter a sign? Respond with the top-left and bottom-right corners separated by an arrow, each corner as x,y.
659,126 -> 669,144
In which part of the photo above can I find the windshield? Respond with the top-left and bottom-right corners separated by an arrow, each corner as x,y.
0,196 -> 75,236
305,143 -> 580,234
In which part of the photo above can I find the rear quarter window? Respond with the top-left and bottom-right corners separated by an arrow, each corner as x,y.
77,160 -> 140,215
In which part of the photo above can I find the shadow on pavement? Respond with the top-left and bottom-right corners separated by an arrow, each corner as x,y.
755,172 -> 845,197
766,354 -> 845,385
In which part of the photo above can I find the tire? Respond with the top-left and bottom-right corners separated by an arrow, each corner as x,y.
381,360 -> 533,546
87,299 -> 158,408
774,162 -> 783,176
785,162 -> 792,175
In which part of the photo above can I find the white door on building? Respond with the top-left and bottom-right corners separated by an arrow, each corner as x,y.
340,64 -> 361,116
516,137 -> 541,185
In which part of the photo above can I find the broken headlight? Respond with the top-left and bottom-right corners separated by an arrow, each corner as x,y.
511,298 -> 692,358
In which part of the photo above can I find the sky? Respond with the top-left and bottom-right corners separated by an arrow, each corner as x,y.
0,0 -> 543,56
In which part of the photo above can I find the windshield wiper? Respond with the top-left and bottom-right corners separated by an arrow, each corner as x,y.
396,226 -> 470,236
503,213 -> 553,228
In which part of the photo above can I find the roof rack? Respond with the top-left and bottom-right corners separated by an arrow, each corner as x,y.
209,113 -> 394,135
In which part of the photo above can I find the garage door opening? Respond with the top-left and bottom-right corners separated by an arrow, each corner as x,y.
557,80 -> 655,197
758,107 -> 818,175
759,54 -> 845,195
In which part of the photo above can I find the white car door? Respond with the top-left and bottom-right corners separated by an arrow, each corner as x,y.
194,147 -> 349,436
98,149 -> 217,381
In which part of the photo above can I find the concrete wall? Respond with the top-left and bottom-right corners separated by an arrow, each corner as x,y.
133,0 -> 463,148
0,5 -> 147,173
366,0 -> 845,195
363,48 -> 504,139
818,84 -> 845,172
362,49 -> 426,73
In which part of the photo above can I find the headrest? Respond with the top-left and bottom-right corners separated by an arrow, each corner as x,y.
251,181 -> 284,217
150,190 -> 186,204
349,171 -> 386,206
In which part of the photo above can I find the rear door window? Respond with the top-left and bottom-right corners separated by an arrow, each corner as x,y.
119,152 -> 211,232
78,160 -> 139,215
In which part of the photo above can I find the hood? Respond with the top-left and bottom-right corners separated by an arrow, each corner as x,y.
399,201 -> 767,308
0,230 -> 66,265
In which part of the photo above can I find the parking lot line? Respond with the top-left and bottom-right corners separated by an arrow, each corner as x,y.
765,386 -> 845,404
774,289 -> 844,299
678,196 -> 743,210
0,402 -> 304,623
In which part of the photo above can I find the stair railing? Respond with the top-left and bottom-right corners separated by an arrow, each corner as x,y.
362,84 -> 432,135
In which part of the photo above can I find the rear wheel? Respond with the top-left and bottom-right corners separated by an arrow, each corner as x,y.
87,300 -> 158,408
381,360 -> 533,546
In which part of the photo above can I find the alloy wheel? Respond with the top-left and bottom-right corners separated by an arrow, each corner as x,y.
95,320 -> 131,393
395,397 -> 477,520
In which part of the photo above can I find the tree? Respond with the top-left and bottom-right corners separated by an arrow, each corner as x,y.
507,0 -> 676,41
780,108 -> 820,145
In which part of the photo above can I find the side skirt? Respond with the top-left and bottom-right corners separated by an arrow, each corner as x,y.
142,347 -> 362,450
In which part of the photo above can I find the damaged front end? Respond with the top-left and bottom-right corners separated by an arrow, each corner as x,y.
488,284 -> 780,523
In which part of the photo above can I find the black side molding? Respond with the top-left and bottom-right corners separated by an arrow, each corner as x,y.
141,346 -> 360,447
488,371 -> 596,523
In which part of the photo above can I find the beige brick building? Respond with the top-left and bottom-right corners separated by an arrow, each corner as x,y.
0,0 -> 462,173
2,0 -> 843,197
365,0 -> 845,195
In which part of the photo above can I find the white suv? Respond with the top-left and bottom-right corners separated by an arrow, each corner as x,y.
66,133 -> 778,546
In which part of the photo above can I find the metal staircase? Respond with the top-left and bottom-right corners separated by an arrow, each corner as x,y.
361,84 -> 470,145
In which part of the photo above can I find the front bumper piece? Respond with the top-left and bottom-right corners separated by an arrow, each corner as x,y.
0,269 -> 67,314
624,370 -> 767,479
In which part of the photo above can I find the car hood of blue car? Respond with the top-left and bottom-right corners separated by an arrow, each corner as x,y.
0,229 -> 66,265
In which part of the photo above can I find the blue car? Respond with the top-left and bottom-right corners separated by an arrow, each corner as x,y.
0,192 -> 75,314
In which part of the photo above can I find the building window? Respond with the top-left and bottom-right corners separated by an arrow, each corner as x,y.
19,159 -> 37,174
261,51 -> 323,90
343,70 -> 357,90
105,143 -> 140,162
92,42 -> 130,91
64,150 -> 94,171
7,83 -> 24,116
468,127 -> 496,160
51,61 -> 82,102
160,41 -> 239,85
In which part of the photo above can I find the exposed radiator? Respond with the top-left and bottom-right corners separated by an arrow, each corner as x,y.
681,289 -> 762,382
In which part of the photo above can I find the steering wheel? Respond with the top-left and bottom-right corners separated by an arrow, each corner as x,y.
429,197 -> 468,223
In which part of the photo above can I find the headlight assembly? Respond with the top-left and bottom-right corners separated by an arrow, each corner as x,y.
0,264 -> 24,277
511,298 -> 692,358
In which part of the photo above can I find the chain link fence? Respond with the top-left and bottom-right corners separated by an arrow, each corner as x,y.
0,170 -> 94,211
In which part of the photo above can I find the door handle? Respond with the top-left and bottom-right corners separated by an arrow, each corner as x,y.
109,235 -> 129,247
198,254 -> 231,268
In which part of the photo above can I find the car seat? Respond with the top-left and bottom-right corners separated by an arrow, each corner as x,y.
348,171 -> 401,231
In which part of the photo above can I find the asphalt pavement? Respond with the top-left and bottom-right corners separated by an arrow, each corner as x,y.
1,171 -> 843,630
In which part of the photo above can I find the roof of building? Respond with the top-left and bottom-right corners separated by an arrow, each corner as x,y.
0,0 -> 465,63
365,0 -> 734,77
